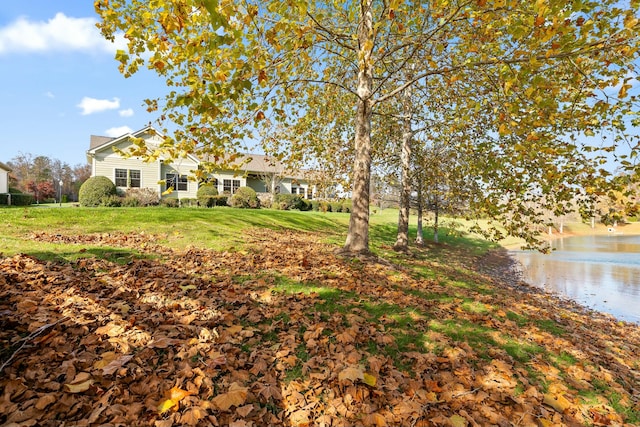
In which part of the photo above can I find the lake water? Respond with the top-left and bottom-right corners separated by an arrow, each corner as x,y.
510,234 -> 640,324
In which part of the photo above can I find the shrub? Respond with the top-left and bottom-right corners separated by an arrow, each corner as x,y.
197,184 -> 219,207
161,198 -> 180,208
257,193 -> 273,209
319,201 -> 331,212
310,200 -> 320,211
180,198 -> 197,207
125,188 -> 160,206
101,195 -> 122,207
211,195 -> 228,207
330,201 -> 343,213
79,176 -> 117,207
229,186 -> 260,209
273,194 -> 310,211
121,196 -> 140,207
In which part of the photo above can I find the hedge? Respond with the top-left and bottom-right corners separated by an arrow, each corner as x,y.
0,193 -> 34,206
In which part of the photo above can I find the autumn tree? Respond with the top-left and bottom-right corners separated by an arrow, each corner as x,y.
97,0 -> 640,254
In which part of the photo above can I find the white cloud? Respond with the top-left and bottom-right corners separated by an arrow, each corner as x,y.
119,108 -> 134,117
0,12 -> 126,55
105,126 -> 133,137
77,97 -> 120,115
44,91 -> 55,99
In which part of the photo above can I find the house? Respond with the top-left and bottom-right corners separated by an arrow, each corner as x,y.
0,161 -> 11,194
86,125 -> 315,200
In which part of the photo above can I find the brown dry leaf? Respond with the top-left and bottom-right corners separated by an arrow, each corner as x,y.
95,322 -> 126,337
362,412 -> 387,427
543,393 -> 571,413
34,394 -> 57,410
289,409 -> 311,426
64,372 -> 94,393
236,404 -> 254,417
212,382 -> 248,411
180,406 -> 207,426
101,354 -> 133,375
93,351 -> 118,369
338,366 -> 364,383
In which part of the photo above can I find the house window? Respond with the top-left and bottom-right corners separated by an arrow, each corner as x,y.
129,170 -> 141,188
223,179 -> 240,194
115,169 -> 127,187
115,169 -> 141,188
291,187 -> 297,195
306,188 -> 313,199
166,173 -> 188,191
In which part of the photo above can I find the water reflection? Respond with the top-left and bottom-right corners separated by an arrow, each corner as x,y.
510,234 -> 640,324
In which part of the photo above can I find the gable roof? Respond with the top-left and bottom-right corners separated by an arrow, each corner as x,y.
87,125 -> 308,178
0,161 -> 12,172
87,125 -> 159,154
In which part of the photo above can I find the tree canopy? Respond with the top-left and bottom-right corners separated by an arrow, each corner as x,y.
96,0 -> 640,253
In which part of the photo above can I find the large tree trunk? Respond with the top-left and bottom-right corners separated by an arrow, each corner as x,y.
342,0 -> 373,255
394,84 -> 413,252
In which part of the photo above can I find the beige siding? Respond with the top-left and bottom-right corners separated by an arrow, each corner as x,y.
0,171 -> 8,193
93,140 -> 161,196
160,161 -> 199,199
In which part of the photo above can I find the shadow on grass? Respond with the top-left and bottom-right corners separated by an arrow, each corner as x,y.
25,247 -> 152,264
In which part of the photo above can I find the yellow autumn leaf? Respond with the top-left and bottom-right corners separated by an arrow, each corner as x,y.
158,398 -> 178,414
362,372 -> 377,387
158,386 -> 193,414
450,414 -> 468,427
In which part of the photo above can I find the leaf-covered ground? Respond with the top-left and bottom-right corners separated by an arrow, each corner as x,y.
1,229 -> 638,426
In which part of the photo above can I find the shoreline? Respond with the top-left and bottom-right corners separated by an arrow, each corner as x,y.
502,221 -> 640,251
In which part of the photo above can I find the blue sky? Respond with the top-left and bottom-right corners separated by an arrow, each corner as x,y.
0,2 -> 166,166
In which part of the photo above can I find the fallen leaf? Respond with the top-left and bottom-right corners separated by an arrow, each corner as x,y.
64,372 -> 94,393
64,379 -> 94,393
450,414 -> 468,427
158,386 -> 194,414
543,393 -> 571,413
34,394 -> 57,410
338,366 -> 364,383
362,373 -> 377,387
101,354 -> 133,375
212,382 -> 248,411
362,412 -> 387,427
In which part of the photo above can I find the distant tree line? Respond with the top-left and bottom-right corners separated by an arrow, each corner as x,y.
7,154 -> 91,203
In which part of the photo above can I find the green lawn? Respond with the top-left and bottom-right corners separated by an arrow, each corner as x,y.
1,205 -> 638,426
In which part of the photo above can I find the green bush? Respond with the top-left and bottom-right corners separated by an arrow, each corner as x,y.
310,200 -> 320,211
161,198 -> 180,208
101,195 -> 122,207
319,201 -> 331,212
121,196 -> 140,207
180,198 -> 198,207
273,194 -> 310,211
229,187 -> 260,209
197,184 -> 219,207
211,195 -> 228,207
79,176 -> 117,207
